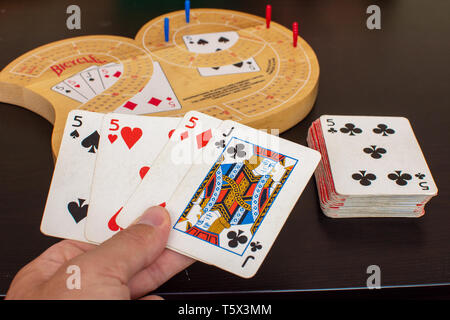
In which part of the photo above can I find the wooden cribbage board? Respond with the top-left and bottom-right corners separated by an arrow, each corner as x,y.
0,9 -> 319,155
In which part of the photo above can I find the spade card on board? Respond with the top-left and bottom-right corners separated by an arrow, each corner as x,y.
197,57 -> 260,77
182,31 -> 239,54
80,66 -> 106,95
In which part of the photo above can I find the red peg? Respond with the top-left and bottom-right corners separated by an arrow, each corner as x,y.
292,22 -> 298,47
266,5 -> 272,28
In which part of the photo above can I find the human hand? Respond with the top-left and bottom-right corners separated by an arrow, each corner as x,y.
5,206 -> 194,300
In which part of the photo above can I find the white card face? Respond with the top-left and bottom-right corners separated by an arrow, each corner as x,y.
197,57 -> 260,77
98,63 -> 123,89
84,114 -> 180,244
64,72 -> 97,101
183,31 -> 239,54
114,62 -> 182,115
51,81 -> 88,103
166,120 -> 321,278
320,115 -> 438,196
40,110 -> 104,242
80,67 -> 105,95
116,111 -> 223,229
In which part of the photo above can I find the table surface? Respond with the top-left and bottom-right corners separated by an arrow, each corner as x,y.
0,0 -> 449,298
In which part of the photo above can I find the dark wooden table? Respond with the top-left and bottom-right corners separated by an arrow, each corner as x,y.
0,0 -> 449,299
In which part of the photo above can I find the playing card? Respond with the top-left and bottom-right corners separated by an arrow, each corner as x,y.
51,81 -> 88,103
114,62 -> 182,115
197,58 -> 260,77
165,120 -> 321,278
320,115 -> 438,197
40,110 -> 104,242
64,71 -> 97,101
183,31 -> 239,54
84,114 -> 180,244
116,111 -> 223,228
80,66 -> 105,95
307,115 -> 438,218
98,63 -> 123,89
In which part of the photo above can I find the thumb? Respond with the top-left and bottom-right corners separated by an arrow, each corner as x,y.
77,206 -> 170,284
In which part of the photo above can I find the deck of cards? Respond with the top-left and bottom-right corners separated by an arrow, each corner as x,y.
307,115 -> 438,218
40,110 -> 321,278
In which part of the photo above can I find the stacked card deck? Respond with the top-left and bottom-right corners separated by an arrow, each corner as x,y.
41,110 -> 321,278
307,115 -> 438,218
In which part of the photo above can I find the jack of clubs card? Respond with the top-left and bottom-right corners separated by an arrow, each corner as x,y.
173,138 -> 298,256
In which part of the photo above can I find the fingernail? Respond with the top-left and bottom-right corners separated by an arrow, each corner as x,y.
137,206 -> 168,227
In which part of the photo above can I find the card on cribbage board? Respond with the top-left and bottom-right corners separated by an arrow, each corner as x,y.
307,115 -> 438,218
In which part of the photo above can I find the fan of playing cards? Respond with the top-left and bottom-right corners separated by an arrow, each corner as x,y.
307,115 -> 438,218
51,61 -> 182,114
40,110 -> 321,278
52,63 -> 124,103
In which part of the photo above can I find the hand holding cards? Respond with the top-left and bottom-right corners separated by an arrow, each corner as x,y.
41,110 -> 321,278
307,115 -> 438,218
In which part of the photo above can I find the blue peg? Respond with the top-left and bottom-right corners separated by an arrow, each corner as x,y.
185,0 -> 190,23
164,17 -> 169,42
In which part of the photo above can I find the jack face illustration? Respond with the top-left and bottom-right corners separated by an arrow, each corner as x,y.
174,138 -> 297,255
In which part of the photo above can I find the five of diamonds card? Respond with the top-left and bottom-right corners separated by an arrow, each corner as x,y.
40,111 -> 437,278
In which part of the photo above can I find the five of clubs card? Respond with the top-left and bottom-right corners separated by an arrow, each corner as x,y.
41,111 -> 437,277
307,115 -> 437,218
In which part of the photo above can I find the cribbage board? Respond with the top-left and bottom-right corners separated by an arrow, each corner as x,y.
0,8 -> 319,155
